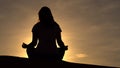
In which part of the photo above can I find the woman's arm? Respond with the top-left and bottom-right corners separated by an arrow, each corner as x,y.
29,32 -> 38,47
22,32 -> 38,48
56,32 -> 65,47
56,32 -> 68,50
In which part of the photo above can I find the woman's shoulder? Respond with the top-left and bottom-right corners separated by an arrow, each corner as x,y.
34,22 -> 40,26
32,22 -> 40,32
53,22 -> 60,27
54,22 -> 62,32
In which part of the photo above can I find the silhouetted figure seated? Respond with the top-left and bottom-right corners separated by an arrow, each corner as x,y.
22,6 -> 68,62
22,43 -> 68,62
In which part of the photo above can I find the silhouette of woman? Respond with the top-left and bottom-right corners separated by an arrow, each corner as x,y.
22,6 -> 68,61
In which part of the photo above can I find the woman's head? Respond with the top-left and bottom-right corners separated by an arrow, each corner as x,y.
38,6 -> 54,23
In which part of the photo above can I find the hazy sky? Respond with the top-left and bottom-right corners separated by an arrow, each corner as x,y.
0,0 -> 120,67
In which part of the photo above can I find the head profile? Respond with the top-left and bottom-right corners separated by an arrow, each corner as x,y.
38,6 -> 54,23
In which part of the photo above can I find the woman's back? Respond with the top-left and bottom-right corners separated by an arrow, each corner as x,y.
32,22 -> 61,54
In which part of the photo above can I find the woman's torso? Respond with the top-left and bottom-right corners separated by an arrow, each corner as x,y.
32,22 -> 61,54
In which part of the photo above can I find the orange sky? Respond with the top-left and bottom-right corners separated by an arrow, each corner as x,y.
0,0 -> 120,67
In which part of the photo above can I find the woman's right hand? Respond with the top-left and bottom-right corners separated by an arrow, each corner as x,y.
64,46 -> 68,50
60,46 -> 68,50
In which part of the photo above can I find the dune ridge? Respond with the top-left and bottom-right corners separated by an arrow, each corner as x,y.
0,55 -> 118,68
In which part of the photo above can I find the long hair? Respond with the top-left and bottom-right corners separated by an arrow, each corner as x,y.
38,6 -> 55,25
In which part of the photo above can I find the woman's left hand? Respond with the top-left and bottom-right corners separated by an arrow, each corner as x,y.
22,43 -> 28,48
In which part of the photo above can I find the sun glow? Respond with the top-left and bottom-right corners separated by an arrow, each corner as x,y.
63,49 -> 75,62
76,53 -> 87,58
61,34 -> 76,62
